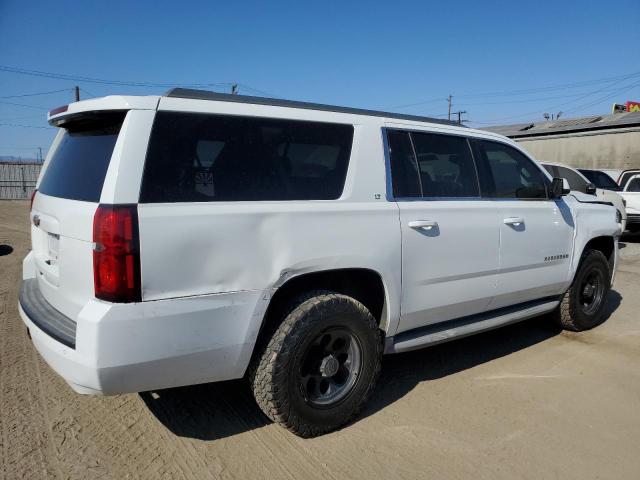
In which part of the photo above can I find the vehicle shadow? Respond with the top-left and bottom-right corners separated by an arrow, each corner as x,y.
141,290 -> 622,441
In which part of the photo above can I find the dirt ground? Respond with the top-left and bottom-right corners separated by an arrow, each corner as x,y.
1,199 -> 639,480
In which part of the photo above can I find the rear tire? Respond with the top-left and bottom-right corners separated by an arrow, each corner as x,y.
553,249 -> 611,331
249,291 -> 382,437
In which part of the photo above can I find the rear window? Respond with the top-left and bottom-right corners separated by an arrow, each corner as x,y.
139,112 -> 354,202
38,112 -> 125,202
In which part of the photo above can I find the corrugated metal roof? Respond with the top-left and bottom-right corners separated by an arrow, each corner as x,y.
483,111 -> 640,138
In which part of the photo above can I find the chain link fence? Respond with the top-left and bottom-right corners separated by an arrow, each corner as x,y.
0,163 -> 43,200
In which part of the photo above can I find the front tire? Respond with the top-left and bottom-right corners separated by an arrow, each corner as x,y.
553,249 -> 611,331
249,291 -> 382,437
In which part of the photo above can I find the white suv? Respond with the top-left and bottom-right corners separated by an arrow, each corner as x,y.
20,90 -> 620,437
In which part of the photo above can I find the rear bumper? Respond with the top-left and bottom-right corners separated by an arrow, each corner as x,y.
19,268 -> 269,395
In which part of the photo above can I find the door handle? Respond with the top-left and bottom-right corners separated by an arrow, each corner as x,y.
408,220 -> 438,230
503,217 -> 525,226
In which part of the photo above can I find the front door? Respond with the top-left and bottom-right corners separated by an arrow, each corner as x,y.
471,139 -> 575,309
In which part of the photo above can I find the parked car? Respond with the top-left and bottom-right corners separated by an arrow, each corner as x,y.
600,169 -> 623,183
621,174 -> 640,232
20,90 -> 620,437
541,162 -> 626,231
618,169 -> 640,190
578,168 -> 623,193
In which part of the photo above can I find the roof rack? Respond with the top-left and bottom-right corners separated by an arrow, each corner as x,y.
164,88 -> 461,127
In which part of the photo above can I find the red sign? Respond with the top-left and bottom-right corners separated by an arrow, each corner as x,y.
627,101 -> 640,113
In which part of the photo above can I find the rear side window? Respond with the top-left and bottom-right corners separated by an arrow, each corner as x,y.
139,112 -> 354,202
410,132 -> 479,198
387,130 -> 421,198
38,112 -> 125,202
386,130 -> 479,198
473,140 -> 548,199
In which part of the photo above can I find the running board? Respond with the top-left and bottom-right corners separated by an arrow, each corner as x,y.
385,297 -> 560,354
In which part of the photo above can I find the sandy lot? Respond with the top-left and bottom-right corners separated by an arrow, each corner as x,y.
1,200 -> 639,479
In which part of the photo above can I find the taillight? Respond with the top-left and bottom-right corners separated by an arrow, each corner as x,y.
30,189 -> 37,211
93,204 -> 141,303
48,105 -> 68,116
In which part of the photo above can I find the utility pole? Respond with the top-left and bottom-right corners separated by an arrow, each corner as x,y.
38,147 -> 43,163
447,95 -> 453,121
452,110 -> 467,125
74,86 -> 80,102
231,83 -> 238,95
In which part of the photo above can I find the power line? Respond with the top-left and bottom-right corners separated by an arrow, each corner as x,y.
388,70 -> 640,110
0,122 -> 54,129
79,87 -> 99,98
0,64 -> 235,89
0,100 -> 49,110
0,88 -> 70,99
457,70 -> 640,99
561,78 -> 640,115
469,77 -> 640,125
0,114 -> 46,122
236,83 -> 282,98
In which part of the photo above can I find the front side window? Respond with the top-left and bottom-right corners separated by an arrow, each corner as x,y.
473,140 -> 548,199
140,112 -> 354,202
555,165 -> 588,193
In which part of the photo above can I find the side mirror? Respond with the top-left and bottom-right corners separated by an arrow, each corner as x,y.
550,177 -> 571,198
585,182 -> 597,195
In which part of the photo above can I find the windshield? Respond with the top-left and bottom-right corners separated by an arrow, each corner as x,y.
578,169 -> 621,191
39,112 -> 126,202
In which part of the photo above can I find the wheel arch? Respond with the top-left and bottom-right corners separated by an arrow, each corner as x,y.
256,268 -> 390,350
577,235 -> 616,274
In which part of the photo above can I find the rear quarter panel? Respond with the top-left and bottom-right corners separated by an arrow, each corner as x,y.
136,116 -> 402,333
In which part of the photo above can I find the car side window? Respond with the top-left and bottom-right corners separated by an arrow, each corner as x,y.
473,140 -> 549,199
542,164 -> 557,177
387,130 -> 422,198
555,165 -> 588,193
140,112 -> 354,202
410,132 -> 479,198
626,176 -> 640,192
386,130 -> 480,199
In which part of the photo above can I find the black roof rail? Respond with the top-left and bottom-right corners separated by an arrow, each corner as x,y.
164,88 -> 462,127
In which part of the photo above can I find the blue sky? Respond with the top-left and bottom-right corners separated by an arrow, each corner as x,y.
1,0 -> 639,159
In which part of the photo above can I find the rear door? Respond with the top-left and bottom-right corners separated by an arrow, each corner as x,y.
471,139 -> 575,308
387,128 -> 500,334
31,112 -> 126,319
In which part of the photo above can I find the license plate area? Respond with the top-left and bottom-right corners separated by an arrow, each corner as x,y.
47,233 -> 60,264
